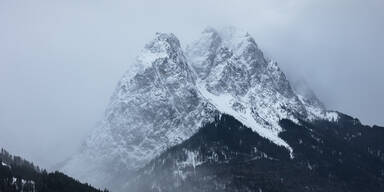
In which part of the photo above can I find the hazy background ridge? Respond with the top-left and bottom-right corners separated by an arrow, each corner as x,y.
0,0 -> 383,169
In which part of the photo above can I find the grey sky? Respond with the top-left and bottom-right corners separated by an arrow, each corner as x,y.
0,0 -> 383,169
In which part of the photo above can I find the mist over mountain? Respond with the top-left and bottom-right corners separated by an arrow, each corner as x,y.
57,28 -> 384,192
1,1 -> 384,171
1,1 -> 383,191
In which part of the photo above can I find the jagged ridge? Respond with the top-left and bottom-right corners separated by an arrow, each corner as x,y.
62,27 -> 339,191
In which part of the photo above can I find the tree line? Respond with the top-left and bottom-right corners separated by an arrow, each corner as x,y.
1,148 -> 109,192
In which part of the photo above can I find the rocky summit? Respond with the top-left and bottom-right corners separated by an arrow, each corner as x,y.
61,27 -> 383,192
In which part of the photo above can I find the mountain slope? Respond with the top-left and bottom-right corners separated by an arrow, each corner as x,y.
129,114 -> 384,192
188,28 -> 337,155
0,149 -> 108,192
61,32 -> 217,190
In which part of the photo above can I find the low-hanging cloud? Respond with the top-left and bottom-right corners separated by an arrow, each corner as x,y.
0,0 -> 383,168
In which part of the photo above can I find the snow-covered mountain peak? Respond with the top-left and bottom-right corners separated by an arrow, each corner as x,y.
187,27 -> 269,81
62,32 -> 216,190
186,28 -> 222,79
144,32 -> 182,57
186,28 -> 306,155
217,27 -> 255,48
187,27 -> 336,121
62,28 -> 339,191
187,27 -> 339,154
135,32 -> 184,70
120,32 -> 186,84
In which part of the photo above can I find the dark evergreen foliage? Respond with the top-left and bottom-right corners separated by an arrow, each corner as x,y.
130,114 -> 384,192
0,149 -> 109,192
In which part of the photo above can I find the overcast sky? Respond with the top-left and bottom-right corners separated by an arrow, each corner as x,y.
0,0 -> 383,169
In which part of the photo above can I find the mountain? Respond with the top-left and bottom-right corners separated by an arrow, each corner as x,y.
61,27 -> 383,192
61,32 -> 217,190
0,148 -> 109,192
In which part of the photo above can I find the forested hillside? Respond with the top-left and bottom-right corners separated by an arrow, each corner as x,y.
0,149 -> 109,192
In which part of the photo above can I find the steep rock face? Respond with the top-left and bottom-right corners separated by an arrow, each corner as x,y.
62,27 -> 339,190
187,28 -> 334,152
61,33 -> 216,189
101,32 -> 213,169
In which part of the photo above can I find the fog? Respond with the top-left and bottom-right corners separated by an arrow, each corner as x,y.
0,0 -> 383,169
